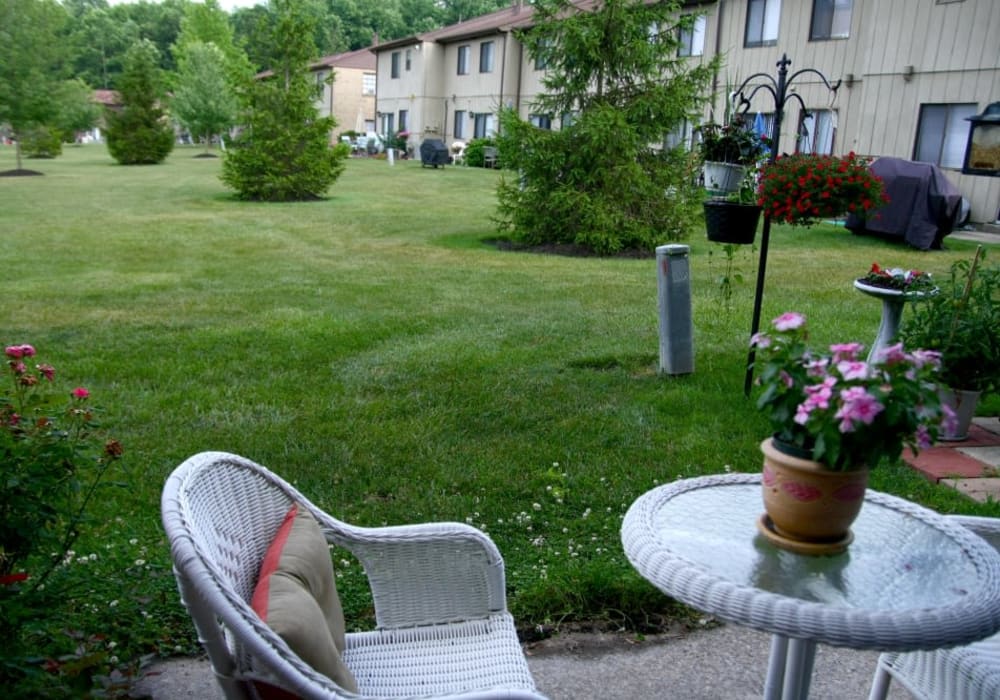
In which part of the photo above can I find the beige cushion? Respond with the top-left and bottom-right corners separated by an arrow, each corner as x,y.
251,503 -> 358,694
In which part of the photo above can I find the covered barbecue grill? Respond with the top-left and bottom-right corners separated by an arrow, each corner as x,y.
420,139 -> 451,168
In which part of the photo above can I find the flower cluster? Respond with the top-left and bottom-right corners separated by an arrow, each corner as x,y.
757,152 -> 886,226
2,343 -> 122,578
752,313 -> 953,471
699,122 -> 768,166
858,263 -> 936,293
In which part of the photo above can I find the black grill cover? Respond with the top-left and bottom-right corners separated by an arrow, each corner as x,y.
420,139 -> 451,168
845,157 -> 963,250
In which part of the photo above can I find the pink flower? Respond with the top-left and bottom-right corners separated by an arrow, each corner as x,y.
11,361 -> 27,375
805,356 -> 829,378
773,312 -> 805,331
941,403 -> 958,435
778,370 -> 794,388
876,343 -> 907,365
910,349 -> 942,370
4,344 -> 35,359
836,360 -> 870,381
36,364 -> 55,381
71,387 -> 90,399
915,424 -> 932,449
830,343 -> 863,362
750,332 -> 772,349
835,386 -> 884,432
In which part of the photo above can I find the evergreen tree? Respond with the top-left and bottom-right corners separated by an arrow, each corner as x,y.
105,39 -> 175,165
496,0 -> 719,254
221,0 -> 348,201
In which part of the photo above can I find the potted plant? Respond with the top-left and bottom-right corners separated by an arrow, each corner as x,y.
751,312 -> 950,554
756,152 -> 886,227
704,167 -> 762,245
897,247 -> 1000,440
698,121 -> 767,194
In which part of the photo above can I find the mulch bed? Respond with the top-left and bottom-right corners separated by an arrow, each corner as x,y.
0,169 -> 44,177
487,238 -> 655,259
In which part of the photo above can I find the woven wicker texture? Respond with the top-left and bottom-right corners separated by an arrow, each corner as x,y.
621,473 -> 1000,652
868,515 -> 1000,700
162,451 -> 545,699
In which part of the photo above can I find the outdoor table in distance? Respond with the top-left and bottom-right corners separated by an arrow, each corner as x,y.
621,473 -> 1000,700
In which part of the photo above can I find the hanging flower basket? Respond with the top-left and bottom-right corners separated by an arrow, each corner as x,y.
757,152 -> 886,227
704,200 -> 762,245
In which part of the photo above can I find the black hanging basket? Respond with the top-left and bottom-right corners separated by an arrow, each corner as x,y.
703,201 -> 762,245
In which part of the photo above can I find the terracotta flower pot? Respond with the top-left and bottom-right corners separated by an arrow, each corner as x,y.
759,438 -> 869,554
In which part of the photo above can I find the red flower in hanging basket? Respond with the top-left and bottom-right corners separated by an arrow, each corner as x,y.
757,152 -> 887,227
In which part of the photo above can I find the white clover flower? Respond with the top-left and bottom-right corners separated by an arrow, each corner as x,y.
134,559 -> 146,567
109,600 -> 119,608
340,559 -> 351,568
129,538 -> 139,546
532,502 -> 542,511
582,508 -> 591,518
108,641 -> 117,649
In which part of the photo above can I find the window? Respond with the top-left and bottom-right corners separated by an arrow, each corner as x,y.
362,73 -> 376,95
678,15 -> 707,57
533,39 -> 552,70
454,110 -> 466,139
529,114 -> 552,129
745,0 -> 781,47
398,110 -> 408,133
797,110 -> 836,154
560,112 -> 576,130
457,45 -> 470,75
914,103 -> 978,169
405,49 -> 412,71
480,41 -> 494,73
380,113 -> 395,136
390,51 -> 400,79
315,70 -> 326,87
810,0 -> 852,40
474,113 -> 495,139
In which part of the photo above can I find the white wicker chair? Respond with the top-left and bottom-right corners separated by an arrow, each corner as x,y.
868,515 -> 1000,700
162,451 -> 546,700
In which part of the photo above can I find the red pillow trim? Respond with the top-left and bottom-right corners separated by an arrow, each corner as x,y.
251,502 -> 300,622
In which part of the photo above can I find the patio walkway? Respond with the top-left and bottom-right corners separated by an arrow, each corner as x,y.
903,416 -> 1000,503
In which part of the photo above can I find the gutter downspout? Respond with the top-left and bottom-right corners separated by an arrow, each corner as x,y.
710,0 -> 725,122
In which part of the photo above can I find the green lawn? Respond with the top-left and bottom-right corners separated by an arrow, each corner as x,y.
2,144 -> 998,681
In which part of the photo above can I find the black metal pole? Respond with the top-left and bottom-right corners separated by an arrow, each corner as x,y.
743,55 -> 790,396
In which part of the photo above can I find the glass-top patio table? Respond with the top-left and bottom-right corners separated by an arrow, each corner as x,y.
621,473 -> 1000,700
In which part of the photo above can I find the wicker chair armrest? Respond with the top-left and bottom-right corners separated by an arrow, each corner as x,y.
948,514 -> 1000,552
311,512 -> 508,629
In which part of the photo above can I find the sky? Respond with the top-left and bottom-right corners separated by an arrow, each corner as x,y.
105,0 -> 265,12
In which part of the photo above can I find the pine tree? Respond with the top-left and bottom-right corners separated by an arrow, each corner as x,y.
496,0 -> 719,254
220,0 -> 347,201
105,39 -> 175,165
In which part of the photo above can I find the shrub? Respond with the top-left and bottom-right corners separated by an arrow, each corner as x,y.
463,138 -> 495,168
105,40 -> 174,165
220,0 -> 347,201
22,126 -> 63,158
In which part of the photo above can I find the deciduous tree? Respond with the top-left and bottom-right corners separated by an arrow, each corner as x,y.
172,41 -> 237,150
0,0 -> 68,172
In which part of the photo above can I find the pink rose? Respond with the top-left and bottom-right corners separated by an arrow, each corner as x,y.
71,387 -> 90,399
36,364 -> 55,381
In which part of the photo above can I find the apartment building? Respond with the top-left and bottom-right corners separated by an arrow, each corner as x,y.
309,47 -> 378,140
373,0 -> 999,223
